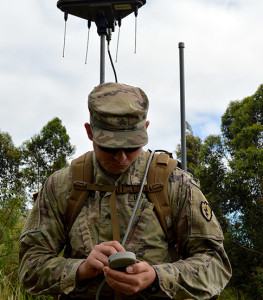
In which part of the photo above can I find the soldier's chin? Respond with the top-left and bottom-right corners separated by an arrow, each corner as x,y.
107,164 -> 129,175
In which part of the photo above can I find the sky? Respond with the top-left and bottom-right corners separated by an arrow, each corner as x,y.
1,0 -> 263,159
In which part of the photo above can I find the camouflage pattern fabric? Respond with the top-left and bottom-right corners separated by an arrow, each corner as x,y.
88,82 -> 149,148
19,150 -> 232,299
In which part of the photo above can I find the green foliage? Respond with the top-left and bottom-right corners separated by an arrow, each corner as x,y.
0,202 -> 26,295
175,84 -> 263,298
0,270 -> 52,299
221,86 -> 263,299
0,118 -> 75,299
0,132 -> 27,285
21,117 -> 76,195
0,131 -> 24,202
196,135 -> 229,232
219,286 -> 247,299
222,84 -> 263,153
175,122 -> 202,173
210,85 -> 263,297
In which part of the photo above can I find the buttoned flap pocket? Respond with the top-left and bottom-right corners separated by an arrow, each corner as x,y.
188,186 -> 224,240
124,195 -> 169,265
70,205 -> 95,258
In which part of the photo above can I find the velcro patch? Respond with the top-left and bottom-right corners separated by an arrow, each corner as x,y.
200,201 -> 212,222
189,186 -> 223,239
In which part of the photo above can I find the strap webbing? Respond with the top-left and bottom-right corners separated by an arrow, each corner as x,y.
66,150 -> 178,248
109,189 -> 120,242
146,151 -> 178,245
73,181 -> 164,194
66,152 -> 93,233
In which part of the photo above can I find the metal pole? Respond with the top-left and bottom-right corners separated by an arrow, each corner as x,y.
179,42 -> 187,171
100,34 -> 106,84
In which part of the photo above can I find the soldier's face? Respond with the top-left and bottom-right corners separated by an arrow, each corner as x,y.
93,143 -> 142,175
85,122 -> 148,175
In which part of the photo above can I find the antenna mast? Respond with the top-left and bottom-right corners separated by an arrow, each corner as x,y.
179,42 -> 187,171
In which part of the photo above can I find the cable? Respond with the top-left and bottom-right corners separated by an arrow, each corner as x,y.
96,278 -> 106,300
122,150 -> 155,246
106,28 -> 118,83
107,42 -> 118,83
95,150 -> 156,300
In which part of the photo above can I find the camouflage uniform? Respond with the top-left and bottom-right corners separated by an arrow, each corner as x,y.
19,83 -> 231,299
19,150 -> 231,299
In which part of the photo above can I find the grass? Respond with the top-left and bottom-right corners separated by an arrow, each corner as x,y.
219,287 -> 247,300
0,269 -> 52,300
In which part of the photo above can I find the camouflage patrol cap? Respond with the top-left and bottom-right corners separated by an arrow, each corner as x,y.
88,82 -> 149,148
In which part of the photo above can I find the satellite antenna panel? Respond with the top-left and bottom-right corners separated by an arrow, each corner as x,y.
57,0 -> 147,83
57,0 -> 146,23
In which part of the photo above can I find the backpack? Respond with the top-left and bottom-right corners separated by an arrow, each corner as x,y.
66,150 -> 178,246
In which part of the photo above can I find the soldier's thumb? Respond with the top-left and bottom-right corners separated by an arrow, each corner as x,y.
126,266 -> 135,273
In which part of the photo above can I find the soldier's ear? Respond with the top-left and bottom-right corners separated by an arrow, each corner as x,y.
146,120 -> 150,129
84,123 -> 93,141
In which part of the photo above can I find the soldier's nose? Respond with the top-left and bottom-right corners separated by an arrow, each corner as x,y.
113,150 -> 127,162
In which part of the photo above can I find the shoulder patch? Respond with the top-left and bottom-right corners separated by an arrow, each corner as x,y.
200,201 -> 212,222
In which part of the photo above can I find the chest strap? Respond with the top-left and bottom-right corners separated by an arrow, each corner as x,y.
73,181 -> 164,194
66,150 -> 178,247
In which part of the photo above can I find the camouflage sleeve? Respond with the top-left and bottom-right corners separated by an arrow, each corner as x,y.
18,168 -> 85,295
153,169 -> 232,299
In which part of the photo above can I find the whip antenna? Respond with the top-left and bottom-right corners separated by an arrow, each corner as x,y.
85,20 -> 92,64
134,6 -> 138,53
115,18 -> 121,62
62,12 -> 68,57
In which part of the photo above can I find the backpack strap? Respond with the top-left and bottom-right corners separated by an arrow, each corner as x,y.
65,151 -> 93,233
146,150 -> 178,245
65,150 -> 178,248
64,151 -> 165,234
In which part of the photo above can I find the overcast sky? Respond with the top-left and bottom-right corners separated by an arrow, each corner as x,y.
1,0 -> 263,159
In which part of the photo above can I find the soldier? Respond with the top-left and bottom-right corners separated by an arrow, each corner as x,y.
19,82 -> 232,299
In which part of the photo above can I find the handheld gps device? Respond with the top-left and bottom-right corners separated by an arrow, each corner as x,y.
108,251 -> 136,272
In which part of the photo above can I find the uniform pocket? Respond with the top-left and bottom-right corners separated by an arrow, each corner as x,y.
125,197 -> 169,265
70,206 -> 95,258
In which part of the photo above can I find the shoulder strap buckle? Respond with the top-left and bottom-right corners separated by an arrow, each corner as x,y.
147,182 -> 164,193
73,181 -> 88,190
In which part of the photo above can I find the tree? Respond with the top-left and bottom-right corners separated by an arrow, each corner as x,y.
0,131 -> 26,286
175,122 -> 202,174
0,131 -> 23,200
176,85 -> 263,297
195,135 -> 229,232
21,117 -> 76,196
221,84 -> 263,298
0,121 -> 75,298
0,130 -> 26,213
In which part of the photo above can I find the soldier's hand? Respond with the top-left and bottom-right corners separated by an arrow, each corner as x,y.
77,241 -> 125,281
103,261 -> 156,295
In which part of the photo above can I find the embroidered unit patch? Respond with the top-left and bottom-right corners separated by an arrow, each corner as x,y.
119,118 -> 127,125
200,201 -> 212,222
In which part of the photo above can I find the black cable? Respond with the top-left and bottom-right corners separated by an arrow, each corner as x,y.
107,41 -> 118,83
